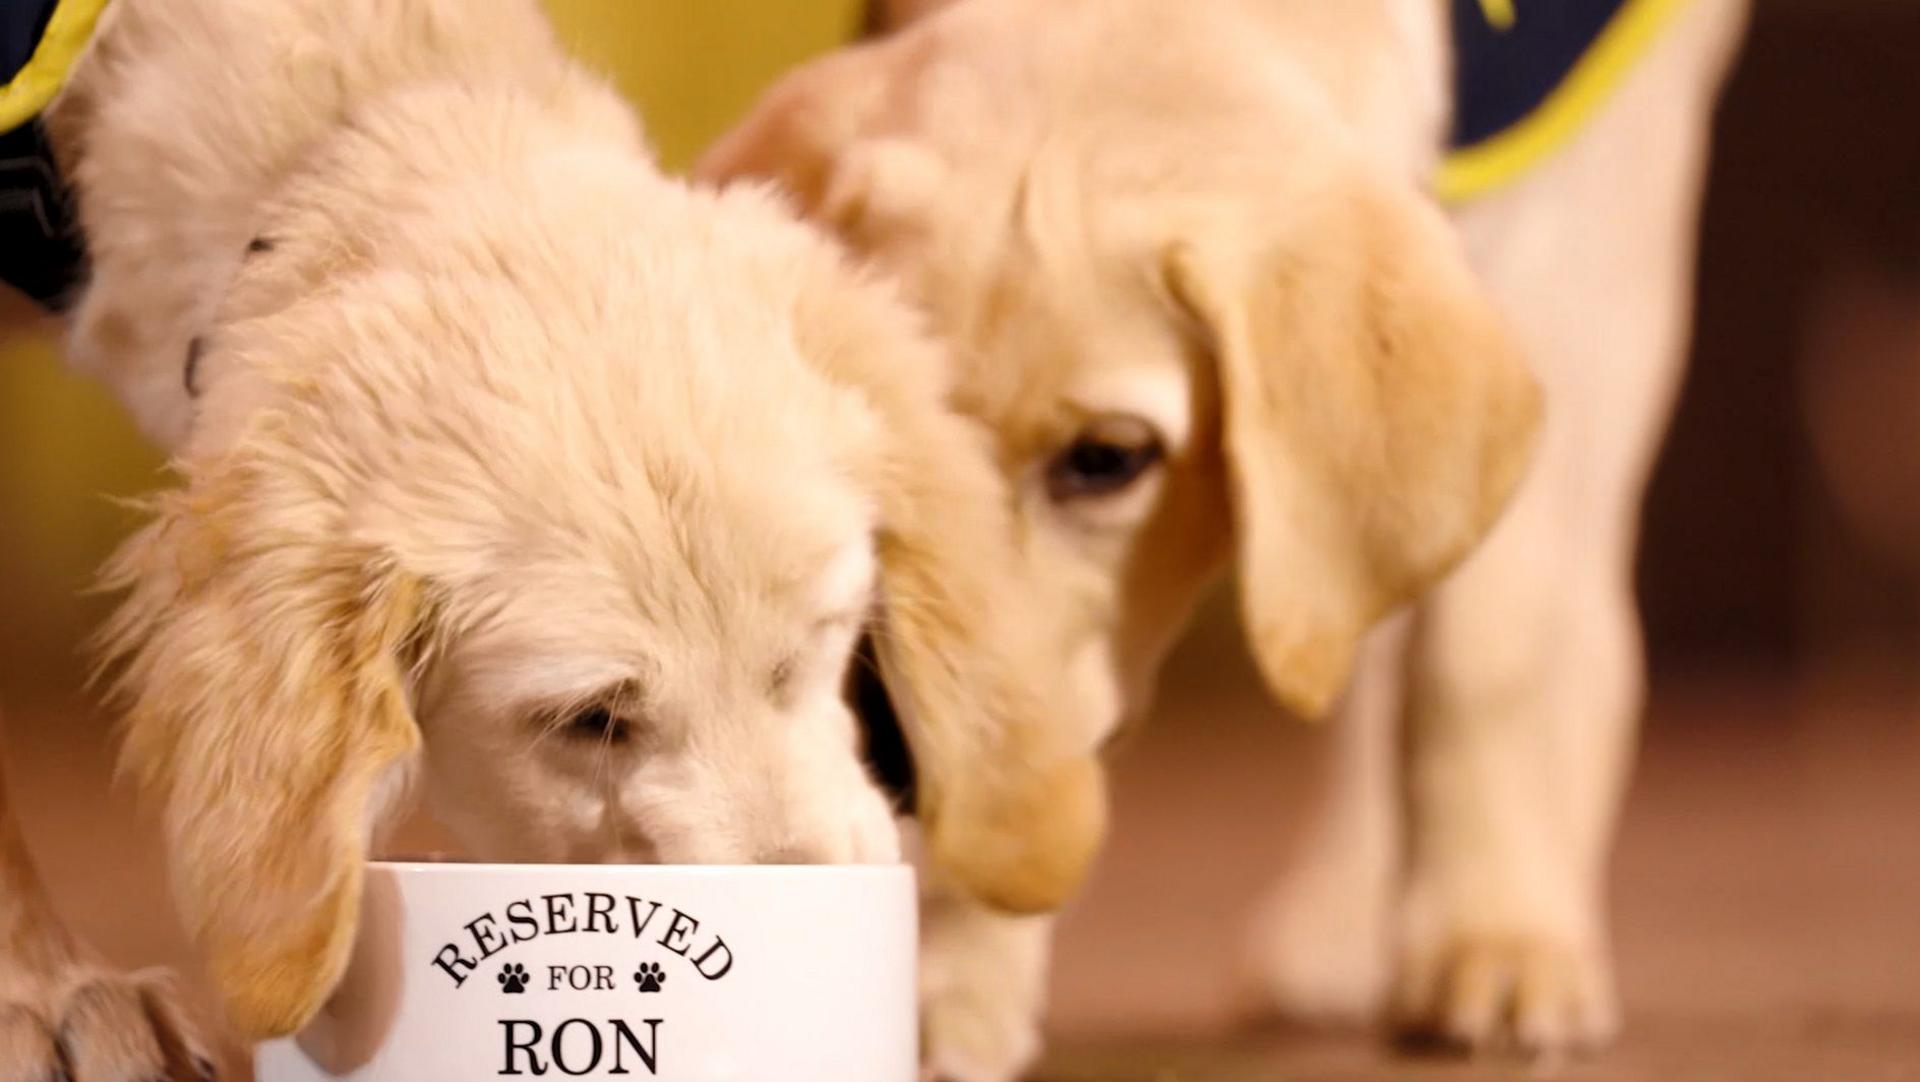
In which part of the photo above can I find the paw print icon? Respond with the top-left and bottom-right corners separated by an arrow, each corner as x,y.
634,961 -> 668,994
498,962 -> 531,994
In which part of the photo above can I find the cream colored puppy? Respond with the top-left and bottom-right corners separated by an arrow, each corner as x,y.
0,0 -> 1103,1077
705,0 -> 1743,1077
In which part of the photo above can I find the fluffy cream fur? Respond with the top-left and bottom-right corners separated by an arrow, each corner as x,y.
0,0 -> 1107,1061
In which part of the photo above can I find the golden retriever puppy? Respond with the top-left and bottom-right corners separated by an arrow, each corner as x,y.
704,0 -> 1743,1076
0,0 -> 1102,1076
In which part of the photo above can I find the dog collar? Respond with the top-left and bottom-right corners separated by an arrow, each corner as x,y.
1,0 -> 108,309
1441,0 -> 1691,204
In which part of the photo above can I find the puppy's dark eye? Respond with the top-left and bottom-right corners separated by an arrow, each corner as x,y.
1045,415 -> 1166,501
566,706 -> 629,743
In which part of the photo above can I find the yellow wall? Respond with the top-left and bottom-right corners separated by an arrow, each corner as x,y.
0,0 -> 861,690
544,0 -> 862,172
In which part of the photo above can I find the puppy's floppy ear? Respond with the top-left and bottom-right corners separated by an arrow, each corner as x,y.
99,430 -> 428,1040
1167,169 -> 1541,719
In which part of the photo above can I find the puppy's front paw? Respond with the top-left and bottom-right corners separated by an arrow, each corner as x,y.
920,985 -> 1041,1082
918,908 -> 1049,1082
0,967 -> 217,1082
1237,865 -> 1393,1025
1394,927 -> 1617,1056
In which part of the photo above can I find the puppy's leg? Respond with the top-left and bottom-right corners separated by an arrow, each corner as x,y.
1395,0 -> 1748,1054
1239,616 -> 1408,1023
919,871 -> 1053,1082
1396,463 -> 1638,1054
0,715 -> 216,1081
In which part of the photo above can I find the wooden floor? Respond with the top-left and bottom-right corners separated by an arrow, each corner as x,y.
7,675 -> 1918,1080
1037,678 -> 1920,1081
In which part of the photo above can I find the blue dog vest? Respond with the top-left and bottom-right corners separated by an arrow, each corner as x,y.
1441,0 -> 1691,203
2,0 -> 108,309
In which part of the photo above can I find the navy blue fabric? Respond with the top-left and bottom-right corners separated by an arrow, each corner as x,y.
2,0 -> 60,88
1,1 -> 87,308
0,119 -> 87,309
1449,0 -> 1628,150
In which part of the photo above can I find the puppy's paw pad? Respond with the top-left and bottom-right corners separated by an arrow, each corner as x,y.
633,962 -> 667,994
498,963 -> 530,994
1395,933 -> 1617,1057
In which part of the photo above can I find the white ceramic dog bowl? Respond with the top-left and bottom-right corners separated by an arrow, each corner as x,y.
255,862 -> 917,1081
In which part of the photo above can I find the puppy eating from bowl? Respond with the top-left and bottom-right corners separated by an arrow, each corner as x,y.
0,0 -> 1103,1072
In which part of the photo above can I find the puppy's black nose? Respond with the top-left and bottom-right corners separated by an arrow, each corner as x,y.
848,633 -> 917,813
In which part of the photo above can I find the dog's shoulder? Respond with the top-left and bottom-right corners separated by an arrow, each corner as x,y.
1440,0 -> 1691,202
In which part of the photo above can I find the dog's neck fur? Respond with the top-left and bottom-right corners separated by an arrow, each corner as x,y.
41,0 -> 634,454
